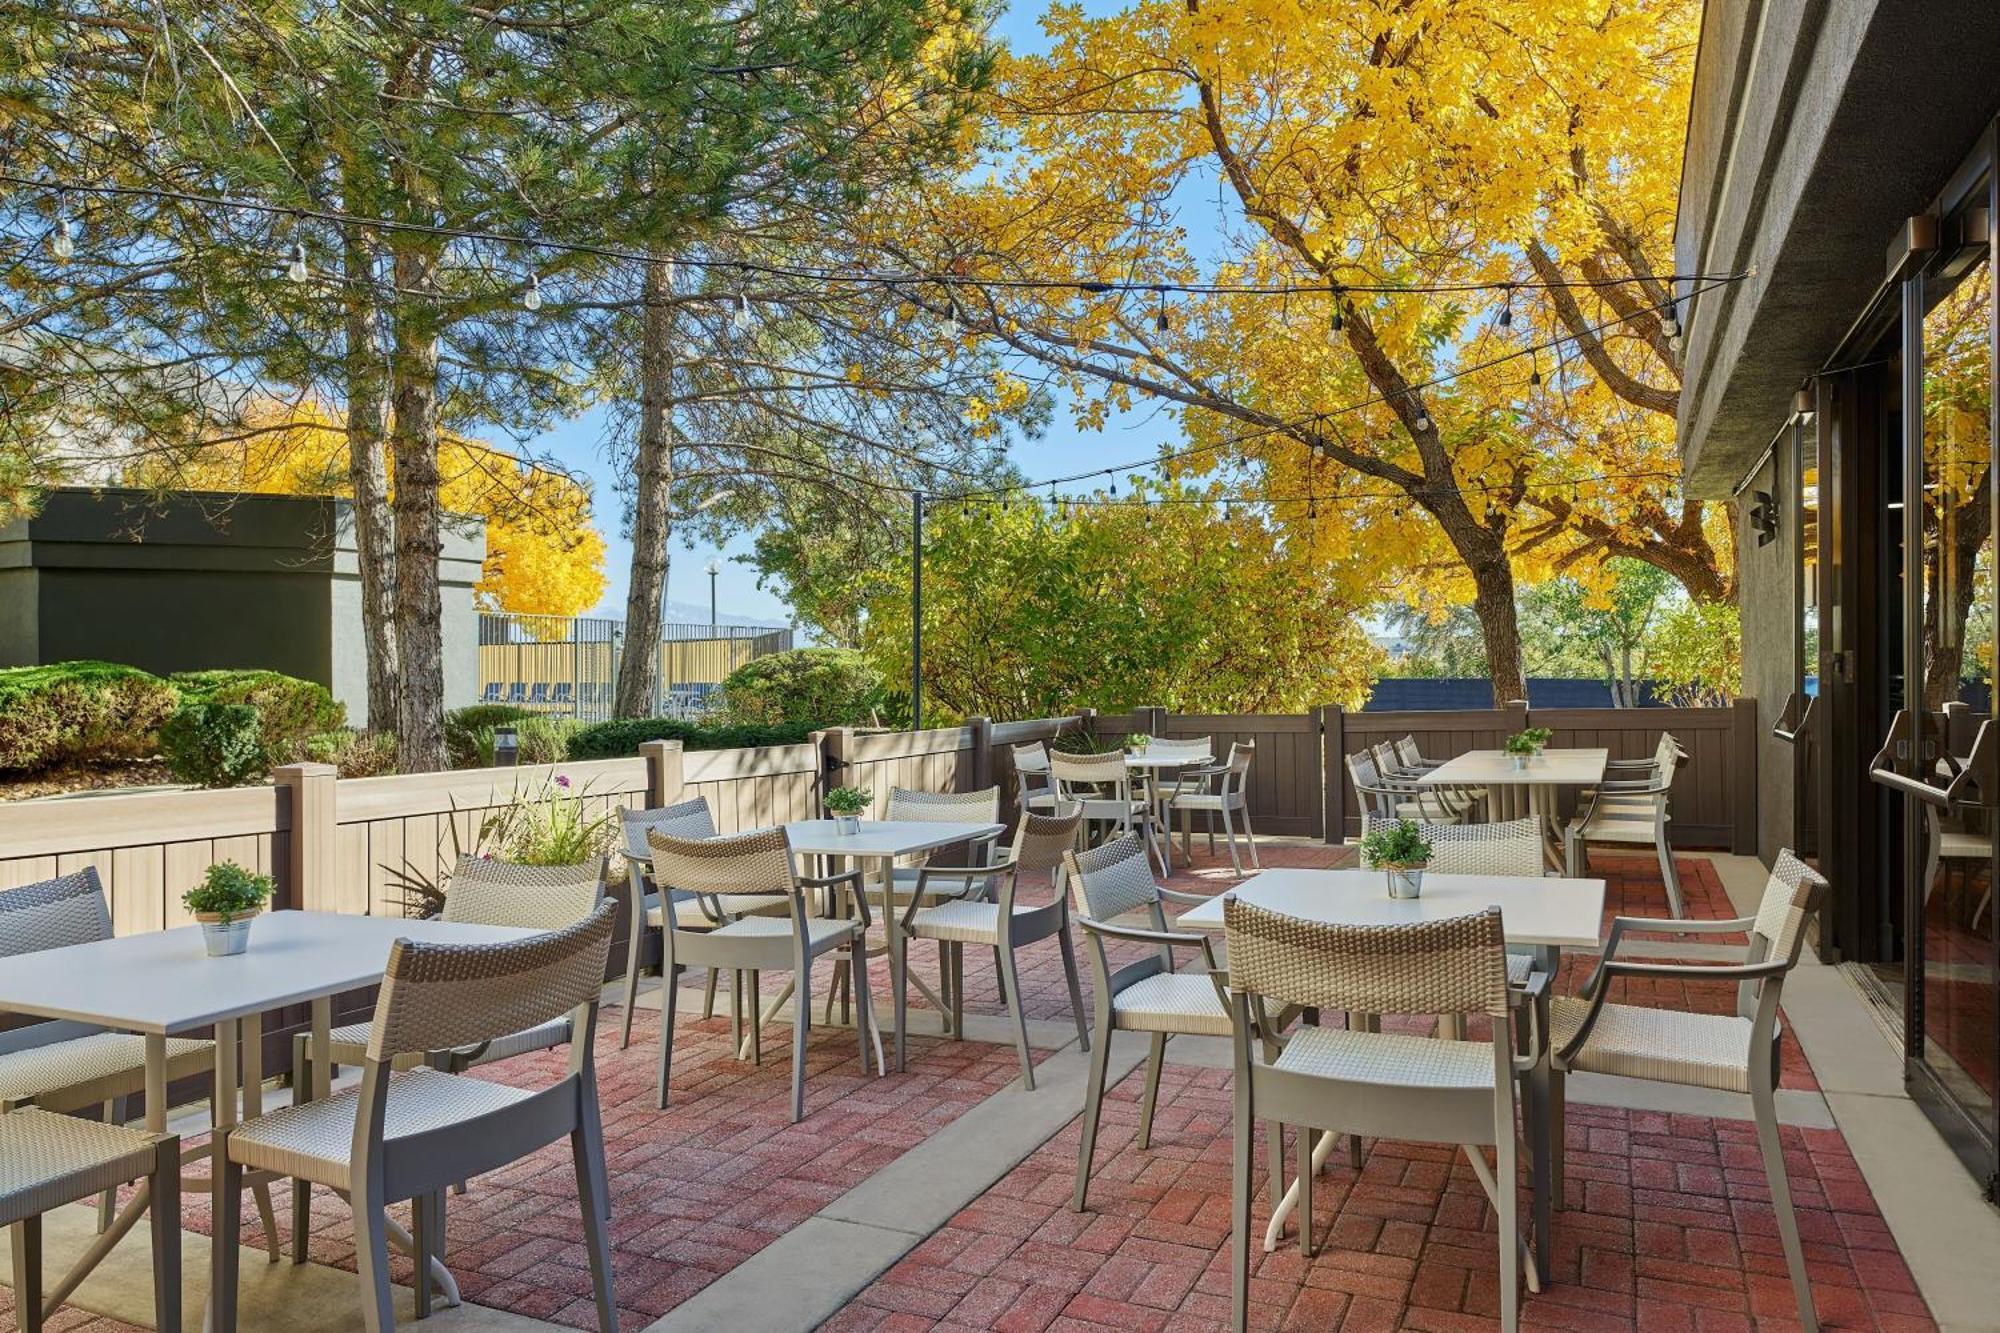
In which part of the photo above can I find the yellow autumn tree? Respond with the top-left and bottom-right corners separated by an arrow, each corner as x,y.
131,399 -> 607,617
870,0 -> 1718,702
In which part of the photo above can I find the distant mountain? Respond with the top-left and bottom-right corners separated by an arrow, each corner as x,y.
660,598 -> 789,630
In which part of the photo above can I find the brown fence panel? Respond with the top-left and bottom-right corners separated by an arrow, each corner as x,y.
829,726 -> 979,815
1330,707 -> 1522,840
682,743 -> 822,833
1157,711 -> 1323,837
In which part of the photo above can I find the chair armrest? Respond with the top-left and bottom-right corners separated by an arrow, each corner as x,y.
1508,970 -> 1551,1071
1077,915 -> 1223,980
800,869 -> 870,927
1157,885 -> 1217,906
1582,914 -> 1754,996
1598,958 -> 1789,982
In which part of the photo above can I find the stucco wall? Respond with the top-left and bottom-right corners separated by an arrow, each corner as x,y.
1735,442 -> 1799,867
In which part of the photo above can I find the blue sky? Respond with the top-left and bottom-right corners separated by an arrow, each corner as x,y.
534,0 -> 1222,626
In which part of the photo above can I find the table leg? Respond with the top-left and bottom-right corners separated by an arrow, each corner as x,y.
203,1018 -> 239,1333
1263,1128 -> 1338,1252
1529,945 -> 1556,1266
238,1013 -> 279,1264
1532,787 -> 1564,871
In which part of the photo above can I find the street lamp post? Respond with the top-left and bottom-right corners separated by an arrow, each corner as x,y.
705,557 -> 721,633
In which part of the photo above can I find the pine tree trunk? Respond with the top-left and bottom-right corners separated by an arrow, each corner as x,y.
389,246 -> 446,772
342,225 -> 398,731
614,260 -> 676,720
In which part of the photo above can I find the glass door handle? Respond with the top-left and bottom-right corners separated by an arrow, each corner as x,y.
1869,709 -> 1997,808
1772,693 -> 1817,745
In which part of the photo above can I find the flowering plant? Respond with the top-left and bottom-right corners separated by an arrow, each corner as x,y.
484,773 -> 618,866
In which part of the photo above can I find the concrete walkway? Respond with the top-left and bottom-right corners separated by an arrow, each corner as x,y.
7,852 -> 1994,1331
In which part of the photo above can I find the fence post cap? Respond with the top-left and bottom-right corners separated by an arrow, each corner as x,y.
272,762 -> 339,780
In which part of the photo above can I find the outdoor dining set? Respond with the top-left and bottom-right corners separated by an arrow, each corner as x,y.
0,731 -> 1830,1333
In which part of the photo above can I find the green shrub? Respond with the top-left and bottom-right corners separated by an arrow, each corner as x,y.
565,717 -> 819,760
720,648 -> 884,728
181,860 -> 274,922
0,662 -> 180,772
161,702 -> 266,787
444,704 -> 536,768
301,729 -> 399,778
170,670 -> 344,758
517,716 -> 581,765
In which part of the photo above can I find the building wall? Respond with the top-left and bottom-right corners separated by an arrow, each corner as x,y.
0,490 -> 485,728
1735,442 -> 1800,867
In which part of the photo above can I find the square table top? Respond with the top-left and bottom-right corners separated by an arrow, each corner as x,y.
783,819 -> 1005,859
0,911 -> 536,1035
1417,748 -> 1609,787
1175,867 -> 1606,949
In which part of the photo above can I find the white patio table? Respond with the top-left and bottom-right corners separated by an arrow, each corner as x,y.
1179,866 -> 1604,1263
0,909 -> 534,1322
1125,751 -> 1211,871
780,818 -> 1005,1067
1418,747 -> 1609,867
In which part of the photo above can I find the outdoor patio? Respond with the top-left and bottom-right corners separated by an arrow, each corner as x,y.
1,842 -> 1980,1333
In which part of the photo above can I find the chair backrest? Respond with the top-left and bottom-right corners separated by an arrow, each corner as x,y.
1147,737 -> 1212,761
1749,850 -> 1830,973
1050,749 -> 1132,799
1012,743 -> 1051,775
440,855 -> 605,929
1011,808 -> 1084,875
1063,833 -> 1160,921
621,797 -> 716,859
1359,817 -> 1541,876
1225,896 -> 1509,1019
1346,747 -> 1393,819
1393,735 -> 1427,769
886,786 -> 1000,824
647,825 -> 799,907
366,901 -> 617,1065
1370,740 -> 1402,776
0,868 -> 113,960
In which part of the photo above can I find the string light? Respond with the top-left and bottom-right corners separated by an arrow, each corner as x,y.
1329,282 -> 1344,336
1155,287 -> 1170,333
1529,348 -> 1541,388
49,198 -> 74,263
941,295 -> 961,341
1413,409 -> 1433,434
285,240 -> 308,284
1660,298 -> 1682,342
1498,284 -> 1514,329
731,291 -> 753,334
523,272 -> 543,311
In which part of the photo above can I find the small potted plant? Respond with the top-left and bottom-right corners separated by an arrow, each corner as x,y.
825,785 -> 873,835
1521,726 -> 1554,755
1127,733 -> 1152,753
1505,731 -> 1540,770
1359,819 -> 1432,900
182,861 -> 275,956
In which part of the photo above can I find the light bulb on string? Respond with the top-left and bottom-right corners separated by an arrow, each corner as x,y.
1660,298 -> 1681,341
1328,283 -> 1344,336
731,292 -> 754,334
1528,349 -> 1541,388
49,201 -> 74,263
1412,408 -> 1433,434
285,240 -> 308,284
1498,283 -> 1513,329
941,296 -> 960,342
522,272 -> 543,311
1155,287 -> 1170,334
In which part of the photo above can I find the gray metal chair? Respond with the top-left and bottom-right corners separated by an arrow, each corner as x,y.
1,1109 -> 181,1333
1065,834 -> 1229,1212
1051,750 -> 1170,877
1010,742 -> 1063,815
896,808 -> 1090,1088
884,786 -> 1004,897
647,825 -> 874,1122
617,797 -> 754,1048
1223,899 -> 1540,1332
1564,740 -> 1685,916
1542,850 -> 1829,1332
1347,748 -> 1459,825
1166,741 -> 1261,874
214,903 -> 621,1333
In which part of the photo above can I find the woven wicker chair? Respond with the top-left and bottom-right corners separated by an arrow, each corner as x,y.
896,808 -> 1089,1088
1391,734 -> 1487,819
0,868 -> 214,1237
286,854 -> 605,1256
1542,851 -> 1828,1331
1051,750 -> 1169,877
617,797 -> 762,1048
884,786 -> 1005,896
1011,743 -> 1063,815
1564,740 -> 1685,916
1165,741 -> 1261,874
214,904 -> 621,1333
1065,834 -> 1229,1211
1223,899 -> 1542,1333
648,826 -> 874,1122
1372,740 -> 1475,821
2,1109 -> 180,1333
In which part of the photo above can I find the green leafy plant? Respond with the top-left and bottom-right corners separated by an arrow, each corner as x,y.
720,648 -> 885,727
1049,728 -> 1119,755
1521,726 -> 1554,747
1358,819 -> 1433,869
517,716 -> 581,765
170,670 -> 344,760
181,860 -> 274,923
0,661 -> 180,772
1127,733 -> 1152,749
483,774 -> 618,866
445,704 -> 537,767
564,717 -> 818,760
301,729 -> 399,778
824,785 -> 872,816
1504,731 -> 1539,757
161,702 -> 267,787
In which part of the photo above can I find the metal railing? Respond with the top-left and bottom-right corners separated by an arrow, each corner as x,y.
476,613 -> 794,720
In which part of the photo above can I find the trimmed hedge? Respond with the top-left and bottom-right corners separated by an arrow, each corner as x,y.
0,662 -> 181,772
444,703 -> 538,769
170,670 -> 344,759
565,717 -> 819,760
720,648 -> 884,727
160,702 -> 265,787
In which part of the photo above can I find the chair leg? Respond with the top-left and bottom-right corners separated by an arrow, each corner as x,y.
352,1195 -> 396,1333
1296,1127 -> 1315,1256
150,1138 -> 181,1333
95,1095 -> 126,1233
1220,807 -> 1242,875
1657,837 -> 1687,919
619,912 -> 644,1049
1057,928 -> 1089,1052
851,934 -> 878,1077
1241,807 -> 1260,868
571,1128 -> 619,1333
1229,1075 -> 1253,1333
1754,1082 -> 1819,1332
1549,1069 -> 1567,1207
1137,1032 -> 1167,1151
1072,1025 -> 1112,1213
411,1194 -> 435,1321
1496,1130 -> 1521,1332
951,943 -> 966,1043
748,969 -> 763,1065
656,963 -> 680,1110
893,932 -> 911,1075
211,1136 -> 241,1333
729,969 -> 744,1051
12,1217 -> 42,1333
703,965 -> 720,1021
290,1037 -> 313,1265
936,940 -> 953,1032
790,965 -> 811,1124
996,941 -> 1035,1091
